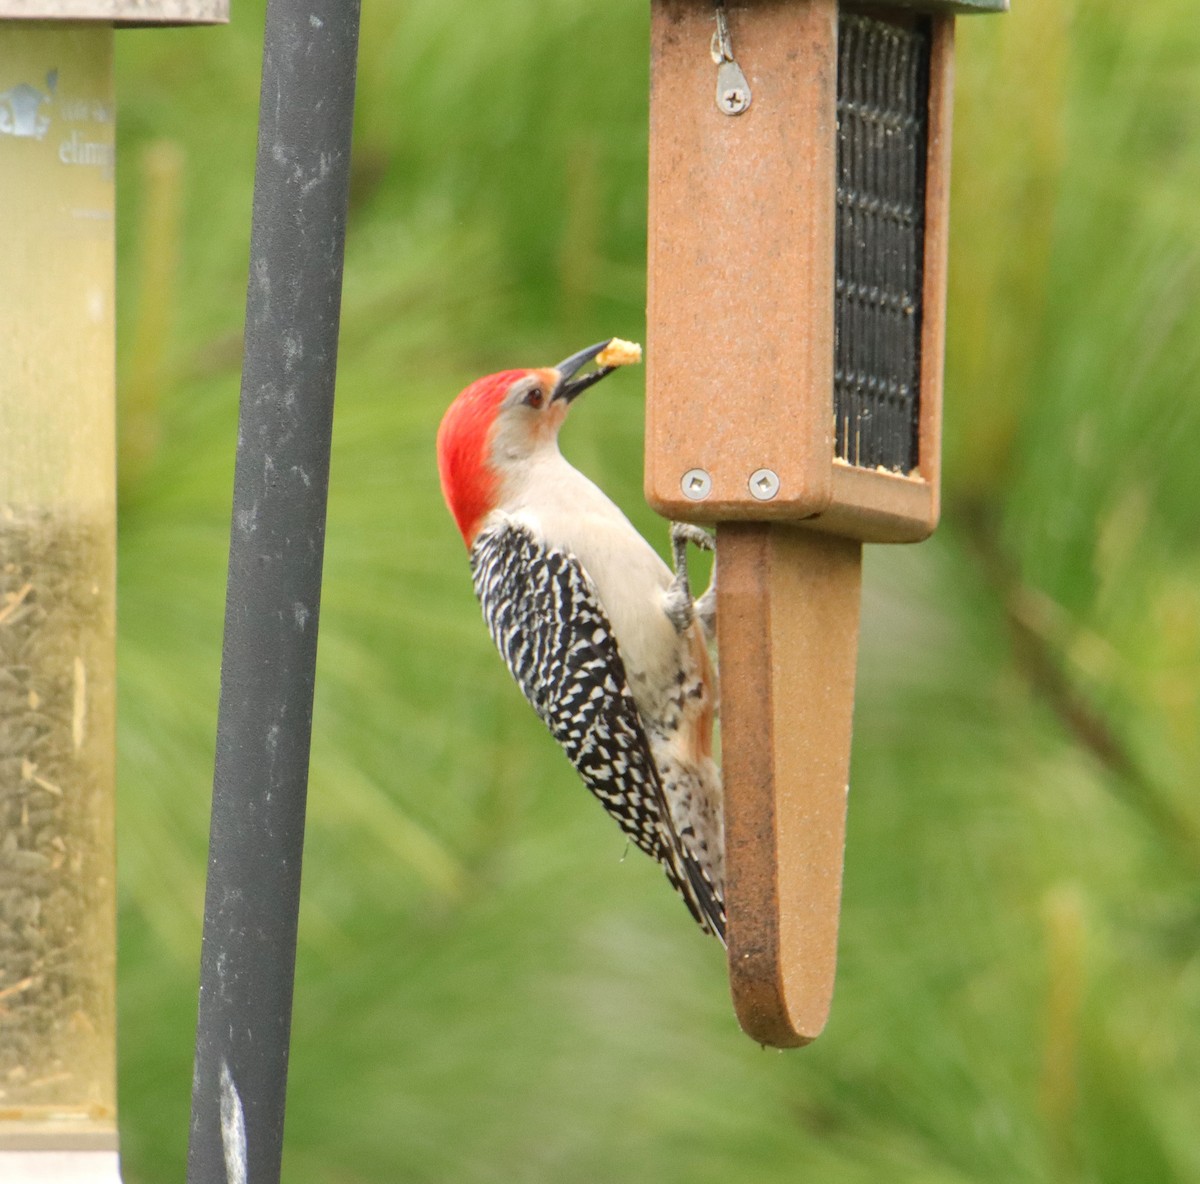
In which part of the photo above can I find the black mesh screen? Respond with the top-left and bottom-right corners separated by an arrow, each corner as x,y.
834,10 -> 931,473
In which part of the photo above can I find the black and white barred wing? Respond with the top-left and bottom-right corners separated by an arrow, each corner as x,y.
470,521 -> 724,938
471,522 -> 662,858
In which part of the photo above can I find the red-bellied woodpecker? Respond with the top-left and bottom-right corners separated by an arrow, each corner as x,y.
436,340 -> 725,940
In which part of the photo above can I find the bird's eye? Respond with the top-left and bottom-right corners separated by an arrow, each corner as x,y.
523,387 -> 545,409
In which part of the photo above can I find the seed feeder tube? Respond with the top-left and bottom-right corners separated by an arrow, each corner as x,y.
0,5 -> 225,1182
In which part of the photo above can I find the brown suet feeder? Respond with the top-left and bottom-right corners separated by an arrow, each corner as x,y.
0,3 -> 225,1181
645,0 -> 1006,1047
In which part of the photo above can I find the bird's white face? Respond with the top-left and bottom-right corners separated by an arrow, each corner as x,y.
487,367 -> 569,468
438,342 -> 622,546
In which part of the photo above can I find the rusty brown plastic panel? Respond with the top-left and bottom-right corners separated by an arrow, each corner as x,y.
718,524 -> 861,1046
646,0 -> 838,523
648,2 -> 952,544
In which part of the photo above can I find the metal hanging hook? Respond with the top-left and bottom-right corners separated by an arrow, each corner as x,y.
712,0 -> 734,64
711,1 -> 751,116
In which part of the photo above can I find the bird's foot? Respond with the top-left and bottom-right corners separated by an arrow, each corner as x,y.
664,523 -> 716,635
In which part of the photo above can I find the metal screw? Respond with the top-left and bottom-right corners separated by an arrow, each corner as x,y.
681,468 -> 712,500
749,468 -> 780,500
715,58 -> 751,116
719,87 -> 749,114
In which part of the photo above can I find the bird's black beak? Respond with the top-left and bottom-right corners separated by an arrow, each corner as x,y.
552,340 -> 616,404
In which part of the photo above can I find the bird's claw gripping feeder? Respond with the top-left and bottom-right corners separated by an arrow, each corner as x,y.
645,0 -> 1005,1048
0,3 -> 225,1181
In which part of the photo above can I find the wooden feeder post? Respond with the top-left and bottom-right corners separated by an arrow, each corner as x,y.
646,0 -> 1006,1048
0,4 -> 225,1181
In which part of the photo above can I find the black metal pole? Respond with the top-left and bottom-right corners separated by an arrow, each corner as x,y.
187,2 -> 360,1182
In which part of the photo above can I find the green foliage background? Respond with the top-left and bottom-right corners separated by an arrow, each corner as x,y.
113,2 -> 1200,1180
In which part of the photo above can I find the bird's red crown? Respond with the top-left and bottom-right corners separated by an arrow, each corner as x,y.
436,369 -> 527,547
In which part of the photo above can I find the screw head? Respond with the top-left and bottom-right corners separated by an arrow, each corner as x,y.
716,59 -> 751,117
749,468 -> 780,501
681,468 -> 712,501
720,87 -> 749,114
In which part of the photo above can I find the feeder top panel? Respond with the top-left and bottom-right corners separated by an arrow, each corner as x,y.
867,0 -> 1008,12
0,0 -> 226,22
